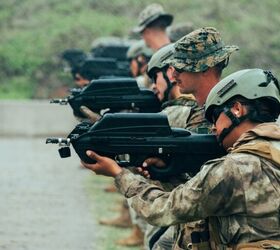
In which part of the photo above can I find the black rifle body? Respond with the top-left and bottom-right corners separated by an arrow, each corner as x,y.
67,78 -> 161,117
47,113 -> 225,180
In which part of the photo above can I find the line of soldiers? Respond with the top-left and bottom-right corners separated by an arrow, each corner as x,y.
58,3 -> 280,250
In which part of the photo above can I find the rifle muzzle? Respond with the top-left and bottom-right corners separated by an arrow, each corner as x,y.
50,99 -> 68,105
46,138 -> 71,146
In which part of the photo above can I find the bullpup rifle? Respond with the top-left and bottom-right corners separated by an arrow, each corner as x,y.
50,78 -> 161,118
46,113 -> 226,180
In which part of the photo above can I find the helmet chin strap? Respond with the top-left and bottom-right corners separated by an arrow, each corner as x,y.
218,106 -> 248,145
162,71 -> 173,103
136,59 -> 144,76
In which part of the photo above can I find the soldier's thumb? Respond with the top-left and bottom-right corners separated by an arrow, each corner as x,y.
80,106 -> 101,123
86,150 -> 100,161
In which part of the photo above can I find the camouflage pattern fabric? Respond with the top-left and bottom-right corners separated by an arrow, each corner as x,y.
115,122 -> 280,249
161,96 -> 211,134
160,96 -> 194,129
185,104 -> 211,134
166,27 -> 239,72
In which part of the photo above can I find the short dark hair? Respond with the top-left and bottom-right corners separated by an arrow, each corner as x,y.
146,16 -> 170,30
213,59 -> 228,77
225,96 -> 280,123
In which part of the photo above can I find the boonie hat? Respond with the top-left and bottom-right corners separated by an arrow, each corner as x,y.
133,3 -> 173,33
167,27 -> 239,72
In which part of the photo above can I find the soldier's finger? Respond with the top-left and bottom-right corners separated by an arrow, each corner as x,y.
142,157 -> 160,167
136,167 -> 143,173
86,150 -> 100,161
143,170 -> 150,179
80,106 -> 101,122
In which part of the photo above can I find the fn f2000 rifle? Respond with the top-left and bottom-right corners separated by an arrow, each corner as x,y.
46,113 -> 226,180
50,78 -> 161,118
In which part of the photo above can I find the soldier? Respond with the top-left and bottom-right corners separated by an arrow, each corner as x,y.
82,68 -> 280,249
141,27 -> 238,249
126,40 -> 154,89
82,27 -> 239,249
133,3 -> 173,51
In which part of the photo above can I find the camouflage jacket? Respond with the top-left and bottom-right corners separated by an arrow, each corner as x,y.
115,123 -> 280,248
160,96 -> 210,133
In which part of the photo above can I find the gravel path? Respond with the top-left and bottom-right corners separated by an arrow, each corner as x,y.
0,137 -> 97,250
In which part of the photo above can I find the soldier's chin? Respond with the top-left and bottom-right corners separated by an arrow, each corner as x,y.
157,94 -> 164,102
179,85 -> 187,93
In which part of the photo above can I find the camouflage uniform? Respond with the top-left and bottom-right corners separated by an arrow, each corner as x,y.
161,96 -> 210,133
115,122 -> 280,249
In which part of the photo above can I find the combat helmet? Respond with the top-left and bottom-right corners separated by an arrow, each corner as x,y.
133,3 -> 173,33
61,48 -> 87,69
147,43 -> 174,79
205,68 -> 280,143
91,36 -> 133,61
167,22 -> 194,42
126,40 -> 153,60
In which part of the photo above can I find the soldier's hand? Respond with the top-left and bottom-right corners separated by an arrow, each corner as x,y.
136,157 -> 166,179
79,106 -> 101,123
81,150 -> 122,177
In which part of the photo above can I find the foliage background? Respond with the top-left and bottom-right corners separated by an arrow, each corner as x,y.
0,0 -> 279,99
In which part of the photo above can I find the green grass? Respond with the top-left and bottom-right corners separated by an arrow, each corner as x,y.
85,174 -> 142,250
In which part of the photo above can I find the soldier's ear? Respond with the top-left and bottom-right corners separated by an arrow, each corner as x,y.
231,101 -> 247,118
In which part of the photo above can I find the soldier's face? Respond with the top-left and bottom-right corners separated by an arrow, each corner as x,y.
166,66 -> 176,83
130,59 -> 139,77
213,103 -> 246,149
152,71 -> 168,102
74,74 -> 90,88
141,28 -> 156,50
212,112 -> 234,149
172,70 -> 200,95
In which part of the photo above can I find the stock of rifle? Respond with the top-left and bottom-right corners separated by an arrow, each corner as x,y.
46,113 -> 226,180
